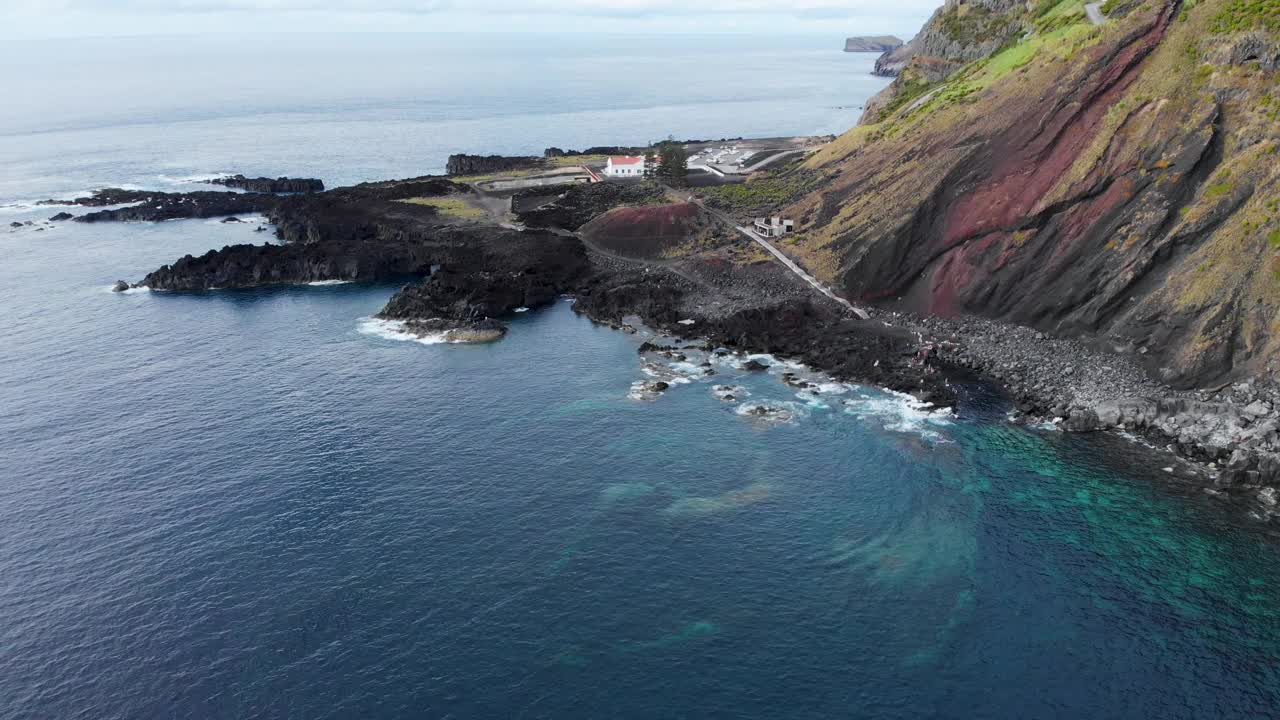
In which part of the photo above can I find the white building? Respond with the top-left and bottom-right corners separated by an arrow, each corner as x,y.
754,217 -> 795,238
604,156 -> 646,178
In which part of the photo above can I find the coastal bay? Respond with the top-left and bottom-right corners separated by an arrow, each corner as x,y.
4,28 -> 1280,720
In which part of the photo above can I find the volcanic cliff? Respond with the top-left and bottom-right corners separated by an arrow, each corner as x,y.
790,0 -> 1279,392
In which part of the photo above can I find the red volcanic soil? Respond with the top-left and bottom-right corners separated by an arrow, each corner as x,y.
579,202 -> 712,259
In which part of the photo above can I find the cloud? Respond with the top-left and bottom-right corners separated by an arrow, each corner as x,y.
12,0 -> 940,17
3,0 -> 939,38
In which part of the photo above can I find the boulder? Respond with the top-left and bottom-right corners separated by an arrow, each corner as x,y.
111,280 -> 130,292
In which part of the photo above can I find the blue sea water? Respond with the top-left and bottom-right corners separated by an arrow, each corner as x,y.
3,32 -> 1280,720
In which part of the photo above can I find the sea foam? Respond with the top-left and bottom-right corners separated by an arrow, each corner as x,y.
842,389 -> 954,441
357,317 -> 447,345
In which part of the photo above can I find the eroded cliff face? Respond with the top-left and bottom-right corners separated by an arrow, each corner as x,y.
792,0 -> 1280,389
862,0 -> 1030,120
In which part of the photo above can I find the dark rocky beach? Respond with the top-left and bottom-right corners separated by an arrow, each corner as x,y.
60,158 -> 1279,503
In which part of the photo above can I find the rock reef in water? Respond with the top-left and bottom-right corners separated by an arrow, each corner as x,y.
445,154 -> 545,176
39,188 -> 281,222
206,175 -> 324,193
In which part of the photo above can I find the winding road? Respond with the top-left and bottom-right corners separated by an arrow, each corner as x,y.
689,197 -> 872,320
1084,2 -> 1107,26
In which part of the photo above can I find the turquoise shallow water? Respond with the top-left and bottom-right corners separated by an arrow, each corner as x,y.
3,32 -> 1280,720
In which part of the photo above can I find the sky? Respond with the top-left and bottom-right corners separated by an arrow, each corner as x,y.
3,0 -> 938,38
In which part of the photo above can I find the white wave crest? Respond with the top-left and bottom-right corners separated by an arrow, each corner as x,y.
842,389 -> 954,441
203,213 -> 269,226
794,390 -> 831,410
356,317 -> 446,345
104,284 -> 151,295
156,172 -> 232,185
306,279 -> 353,286
0,202 -> 41,216
735,401 -> 805,425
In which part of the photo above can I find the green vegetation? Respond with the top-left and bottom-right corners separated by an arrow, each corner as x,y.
1211,0 -> 1280,32
939,5 -> 1018,43
649,138 -> 689,187
397,196 -> 486,219
983,38 -> 1042,76
889,19 -> 1098,127
1034,0 -> 1086,33
1269,228 -> 1280,249
699,172 -> 818,214
1099,0 -> 1146,18
549,154 -> 608,168
1204,181 -> 1234,200
877,75 -> 935,120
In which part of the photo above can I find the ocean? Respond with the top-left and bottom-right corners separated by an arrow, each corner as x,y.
2,32 -> 1280,719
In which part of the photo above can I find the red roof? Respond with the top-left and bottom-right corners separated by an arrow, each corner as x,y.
609,156 -> 645,166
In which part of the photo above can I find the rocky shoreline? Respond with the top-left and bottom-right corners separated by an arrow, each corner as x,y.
66,165 -> 1279,507
205,175 -> 324,193
897,311 -> 1280,499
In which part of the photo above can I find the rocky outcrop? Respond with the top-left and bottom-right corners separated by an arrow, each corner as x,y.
40,188 -> 165,207
862,0 -> 1030,121
873,41 -> 918,76
377,230 -> 588,324
845,35 -> 904,53
206,175 -> 324,193
445,154 -> 544,176
48,212 -> 73,222
39,187 -> 282,222
572,267 -> 957,407
517,182 -> 667,231
544,146 -> 642,158
75,191 -> 281,223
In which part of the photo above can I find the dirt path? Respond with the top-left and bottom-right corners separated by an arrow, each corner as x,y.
680,193 -> 872,320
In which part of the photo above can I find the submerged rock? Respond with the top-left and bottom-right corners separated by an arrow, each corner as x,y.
403,317 -> 508,344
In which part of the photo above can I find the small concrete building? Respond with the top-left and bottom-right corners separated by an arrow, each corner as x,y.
754,216 -> 794,238
604,156 -> 646,178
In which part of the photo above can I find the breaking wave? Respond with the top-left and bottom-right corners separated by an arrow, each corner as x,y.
104,285 -> 151,295
842,389 -> 954,441
356,317 -> 447,345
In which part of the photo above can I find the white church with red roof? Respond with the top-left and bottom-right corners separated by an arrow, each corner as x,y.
604,155 -> 646,178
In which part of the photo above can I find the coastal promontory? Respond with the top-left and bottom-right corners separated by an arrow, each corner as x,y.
843,35 -> 904,52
